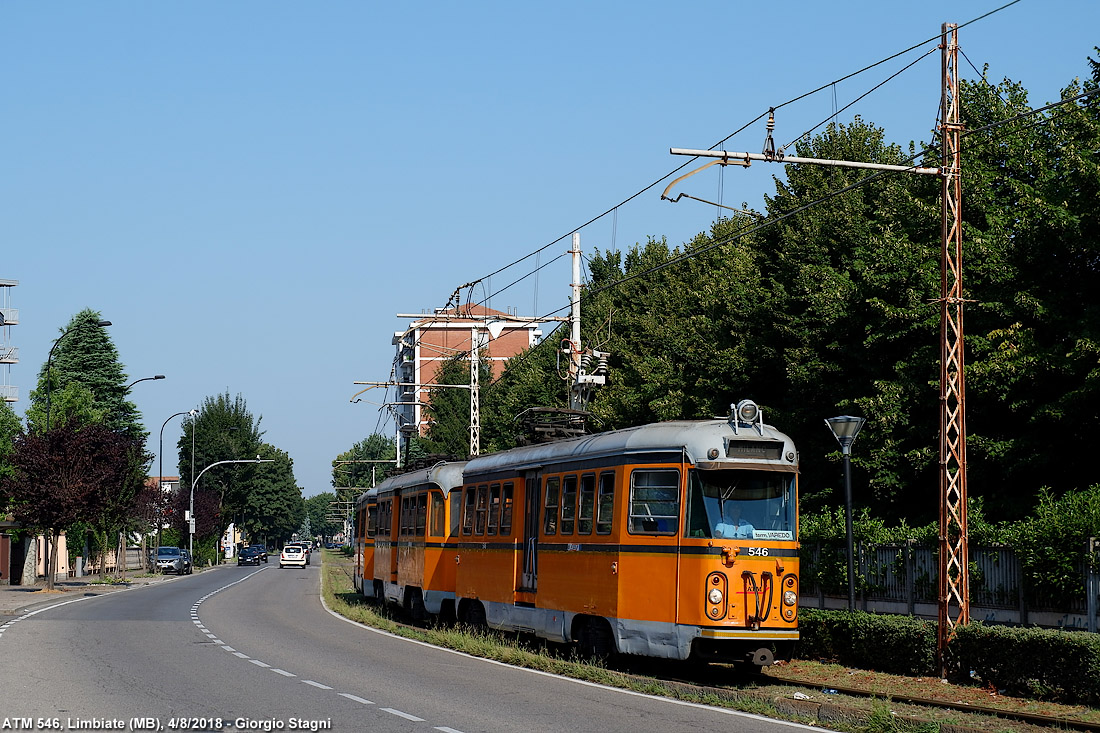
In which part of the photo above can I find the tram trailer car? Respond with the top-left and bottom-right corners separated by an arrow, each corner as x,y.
365,462 -> 468,620
453,400 -> 799,666
353,488 -> 377,596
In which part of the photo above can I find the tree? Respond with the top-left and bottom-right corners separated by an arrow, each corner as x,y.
1,423 -> 144,590
0,401 -> 20,486
422,354 -> 491,459
239,444 -> 304,548
304,493 -> 339,541
26,309 -> 144,438
330,434 -> 396,489
178,392 -> 264,539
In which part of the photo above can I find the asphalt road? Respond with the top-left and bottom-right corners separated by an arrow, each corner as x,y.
0,562 -> 823,733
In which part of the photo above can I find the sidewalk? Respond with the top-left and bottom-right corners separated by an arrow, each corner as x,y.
0,568 -> 187,616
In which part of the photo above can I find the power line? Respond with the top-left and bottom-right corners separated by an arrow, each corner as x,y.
483,84 -> 1097,392
461,3 -> 1026,316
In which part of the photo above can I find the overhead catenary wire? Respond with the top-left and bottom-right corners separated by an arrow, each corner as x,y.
457,2 -> 1026,317
480,84 -> 1098,391
377,0 -> 1039,423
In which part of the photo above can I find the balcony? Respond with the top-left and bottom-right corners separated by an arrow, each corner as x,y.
0,385 -> 17,402
0,308 -> 17,325
0,346 -> 17,364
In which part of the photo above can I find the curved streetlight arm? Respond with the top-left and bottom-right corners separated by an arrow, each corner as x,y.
156,410 -> 195,556
128,375 -> 166,389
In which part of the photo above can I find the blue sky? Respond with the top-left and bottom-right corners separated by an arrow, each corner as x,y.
3,1 -> 1096,496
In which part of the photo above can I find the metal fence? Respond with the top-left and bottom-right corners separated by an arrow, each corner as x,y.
799,539 -> 1100,631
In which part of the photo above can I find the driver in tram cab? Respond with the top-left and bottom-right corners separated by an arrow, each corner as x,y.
714,505 -> 755,539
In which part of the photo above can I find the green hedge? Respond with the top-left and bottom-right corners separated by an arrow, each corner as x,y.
796,609 -> 937,675
796,609 -> 1100,705
951,623 -> 1100,705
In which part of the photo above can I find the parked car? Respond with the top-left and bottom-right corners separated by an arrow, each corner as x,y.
237,546 -> 265,566
155,546 -> 191,575
279,544 -> 308,568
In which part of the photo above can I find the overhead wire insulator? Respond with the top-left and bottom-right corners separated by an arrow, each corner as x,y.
762,108 -> 777,160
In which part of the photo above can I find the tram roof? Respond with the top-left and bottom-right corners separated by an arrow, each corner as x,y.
465,418 -> 797,476
373,460 -> 468,498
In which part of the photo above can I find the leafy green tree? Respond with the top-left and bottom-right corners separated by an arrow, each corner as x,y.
422,354 -> 491,459
481,327 -> 571,452
239,444 -> 304,547
957,62 -> 1100,516
177,392 -> 264,539
2,424 -> 143,590
304,492 -> 339,541
0,401 -> 20,486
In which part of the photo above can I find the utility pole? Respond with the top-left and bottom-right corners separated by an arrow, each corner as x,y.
936,22 -> 969,667
470,326 -> 480,456
562,232 -> 608,413
568,232 -> 583,410
669,21 -> 969,668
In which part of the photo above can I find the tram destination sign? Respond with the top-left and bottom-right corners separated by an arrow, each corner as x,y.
725,440 -> 784,460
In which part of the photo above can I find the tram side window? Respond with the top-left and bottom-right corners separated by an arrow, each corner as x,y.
377,501 -> 389,537
578,474 -> 595,535
416,493 -> 427,535
543,477 -> 560,535
430,494 -> 446,537
487,484 -> 501,535
597,473 -> 614,534
450,491 -> 462,537
462,488 -> 476,535
475,484 -> 489,535
400,497 -> 411,536
560,475 -> 577,535
628,469 -> 680,535
501,483 -> 514,536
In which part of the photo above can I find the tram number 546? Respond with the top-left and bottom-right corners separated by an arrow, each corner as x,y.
746,547 -> 769,556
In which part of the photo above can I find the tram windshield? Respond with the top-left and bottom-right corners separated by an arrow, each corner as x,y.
686,469 -> 796,540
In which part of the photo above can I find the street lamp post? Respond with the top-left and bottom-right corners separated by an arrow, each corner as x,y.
826,415 -> 866,612
158,409 -> 196,554
190,458 -> 272,562
45,319 -> 111,431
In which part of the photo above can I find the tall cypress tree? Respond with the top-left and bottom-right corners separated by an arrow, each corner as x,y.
27,308 -> 144,438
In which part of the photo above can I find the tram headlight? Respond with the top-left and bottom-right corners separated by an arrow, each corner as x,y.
783,590 -> 797,606
708,588 -> 724,605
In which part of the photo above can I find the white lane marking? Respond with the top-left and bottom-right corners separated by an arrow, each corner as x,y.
302,680 -> 333,690
319,586 -> 823,731
221,646 -> 235,651
249,660 -> 271,668
381,709 -> 424,722
338,693 -> 373,705
232,652 -> 249,659
271,669 -> 296,677
434,728 -> 465,733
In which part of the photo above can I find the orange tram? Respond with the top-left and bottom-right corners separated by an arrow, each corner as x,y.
354,400 -> 800,666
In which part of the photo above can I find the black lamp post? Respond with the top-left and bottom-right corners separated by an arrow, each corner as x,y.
825,415 -> 866,612
45,319 -> 111,431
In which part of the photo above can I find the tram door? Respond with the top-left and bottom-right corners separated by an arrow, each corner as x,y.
518,473 -> 540,592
